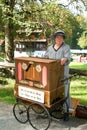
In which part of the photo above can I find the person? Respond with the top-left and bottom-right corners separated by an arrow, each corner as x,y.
44,30 -> 71,115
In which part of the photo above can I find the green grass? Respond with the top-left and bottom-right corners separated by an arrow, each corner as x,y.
69,61 -> 87,106
69,61 -> 87,70
0,78 -> 16,104
70,76 -> 87,106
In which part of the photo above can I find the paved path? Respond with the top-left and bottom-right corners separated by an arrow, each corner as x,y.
0,102 -> 87,130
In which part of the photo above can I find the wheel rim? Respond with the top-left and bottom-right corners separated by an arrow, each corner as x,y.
13,102 -> 28,124
28,102 -> 51,130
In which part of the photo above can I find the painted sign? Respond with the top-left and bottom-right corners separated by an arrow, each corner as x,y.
18,86 -> 44,103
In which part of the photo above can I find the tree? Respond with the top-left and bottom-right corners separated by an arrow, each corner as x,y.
0,1 -> 5,38
0,0 -> 15,62
0,0 -> 86,62
76,15 -> 87,49
78,31 -> 87,49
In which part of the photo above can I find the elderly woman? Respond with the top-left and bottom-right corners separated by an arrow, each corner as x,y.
45,30 -> 71,120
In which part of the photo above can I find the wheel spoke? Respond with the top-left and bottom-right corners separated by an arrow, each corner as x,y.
28,102 -> 51,130
13,102 -> 28,124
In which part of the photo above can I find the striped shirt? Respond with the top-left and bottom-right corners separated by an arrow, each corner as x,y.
44,43 -> 71,77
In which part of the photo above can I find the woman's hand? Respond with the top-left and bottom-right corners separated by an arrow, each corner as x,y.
61,58 -> 67,65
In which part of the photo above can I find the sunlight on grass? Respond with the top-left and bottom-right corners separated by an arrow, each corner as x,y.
70,76 -> 87,106
69,61 -> 87,70
69,61 -> 87,105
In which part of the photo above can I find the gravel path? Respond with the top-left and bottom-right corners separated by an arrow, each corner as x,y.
0,101 -> 87,130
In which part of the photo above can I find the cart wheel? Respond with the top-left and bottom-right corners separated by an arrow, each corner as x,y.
13,102 -> 28,124
32,103 -> 44,114
27,102 -> 51,130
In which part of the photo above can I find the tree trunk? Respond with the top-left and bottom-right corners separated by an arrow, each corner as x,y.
5,19 -> 14,62
4,0 -> 15,63
69,68 -> 87,76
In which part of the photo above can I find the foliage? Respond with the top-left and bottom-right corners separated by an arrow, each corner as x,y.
0,0 -> 87,61
0,0 -> 82,39
0,53 -> 4,61
78,31 -> 87,49
10,0 -> 80,48
76,15 -> 87,49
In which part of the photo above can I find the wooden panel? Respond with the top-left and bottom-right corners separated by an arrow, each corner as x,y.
14,57 -> 57,63
14,57 -> 64,91
24,64 -> 41,82
14,84 -> 64,108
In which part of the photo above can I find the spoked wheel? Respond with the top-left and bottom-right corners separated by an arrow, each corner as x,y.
13,102 -> 28,124
27,102 -> 51,130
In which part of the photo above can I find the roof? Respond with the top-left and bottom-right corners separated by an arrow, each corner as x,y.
71,49 -> 87,53
14,39 -> 47,43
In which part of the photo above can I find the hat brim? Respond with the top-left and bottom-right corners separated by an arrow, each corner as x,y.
52,33 -> 65,39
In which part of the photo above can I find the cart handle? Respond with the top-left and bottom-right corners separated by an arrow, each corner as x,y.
61,73 -> 77,82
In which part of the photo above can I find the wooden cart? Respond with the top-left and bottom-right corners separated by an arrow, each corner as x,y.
13,57 -> 69,130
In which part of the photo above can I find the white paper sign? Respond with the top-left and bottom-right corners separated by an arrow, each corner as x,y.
18,86 -> 44,103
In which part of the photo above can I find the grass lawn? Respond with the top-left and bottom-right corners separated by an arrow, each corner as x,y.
70,76 -> 87,106
69,61 -> 87,70
0,78 -> 16,104
69,61 -> 87,106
